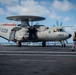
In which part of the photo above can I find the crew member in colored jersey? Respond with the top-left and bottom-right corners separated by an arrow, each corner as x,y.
71,31 -> 76,51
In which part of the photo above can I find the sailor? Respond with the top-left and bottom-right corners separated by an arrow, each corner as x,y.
71,31 -> 76,51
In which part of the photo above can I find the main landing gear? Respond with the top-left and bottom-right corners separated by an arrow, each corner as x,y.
42,41 -> 46,47
17,41 -> 21,47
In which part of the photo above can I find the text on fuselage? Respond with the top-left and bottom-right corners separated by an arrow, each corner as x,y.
0,28 -> 8,33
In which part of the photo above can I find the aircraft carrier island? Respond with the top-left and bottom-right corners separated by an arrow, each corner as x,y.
0,45 -> 76,75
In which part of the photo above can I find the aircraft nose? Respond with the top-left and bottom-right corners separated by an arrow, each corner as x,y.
69,34 -> 72,38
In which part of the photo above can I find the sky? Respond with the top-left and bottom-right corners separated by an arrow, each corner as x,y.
0,0 -> 76,43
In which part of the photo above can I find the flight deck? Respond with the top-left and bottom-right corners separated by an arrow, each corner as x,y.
0,45 -> 76,75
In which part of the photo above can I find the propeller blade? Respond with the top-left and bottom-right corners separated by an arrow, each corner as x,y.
56,21 -> 58,26
60,22 -> 62,26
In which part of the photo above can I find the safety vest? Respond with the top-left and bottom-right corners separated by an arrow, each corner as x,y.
73,34 -> 76,41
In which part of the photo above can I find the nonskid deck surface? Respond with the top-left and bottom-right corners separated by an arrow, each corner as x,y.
0,45 -> 76,75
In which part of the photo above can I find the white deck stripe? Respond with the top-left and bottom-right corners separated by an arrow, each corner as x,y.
0,51 -> 76,54
0,54 -> 76,57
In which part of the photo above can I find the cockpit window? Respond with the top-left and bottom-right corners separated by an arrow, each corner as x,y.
53,28 -> 64,32
57,29 -> 64,32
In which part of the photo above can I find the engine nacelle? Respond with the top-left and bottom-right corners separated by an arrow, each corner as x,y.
15,27 -> 29,41
34,25 -> 49,31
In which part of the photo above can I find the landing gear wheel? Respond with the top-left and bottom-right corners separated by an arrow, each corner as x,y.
60,41 -> 66,47
17,41 -> 21,47
42,41 -> 46,47
62,44 -> 66,47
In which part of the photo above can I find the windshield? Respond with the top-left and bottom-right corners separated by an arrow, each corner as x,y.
57,29 -> 64,32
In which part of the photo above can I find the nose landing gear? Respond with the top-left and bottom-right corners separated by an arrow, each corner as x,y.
60,41 -> 66,47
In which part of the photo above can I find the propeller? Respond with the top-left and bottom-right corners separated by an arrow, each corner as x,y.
56,21 -> 63,26
28,25 -> 37,40
60,22 -> 62,26
56,21 -> 59,26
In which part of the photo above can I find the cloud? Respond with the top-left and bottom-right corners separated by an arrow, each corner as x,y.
49,11 -> 61,19
0,0 -> 75,21
63,17 -> 72,22
0,0 -> 18,5
51,0 -> 73,11
65,27 -> 74,33
49,12 -> 57,19
64,24 -> 76,35
6,0 -> 50,16
0,8 -> 4,14
6,0 -> 61,19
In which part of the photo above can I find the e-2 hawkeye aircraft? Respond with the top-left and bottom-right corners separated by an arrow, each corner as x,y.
0,16 -> 71,47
